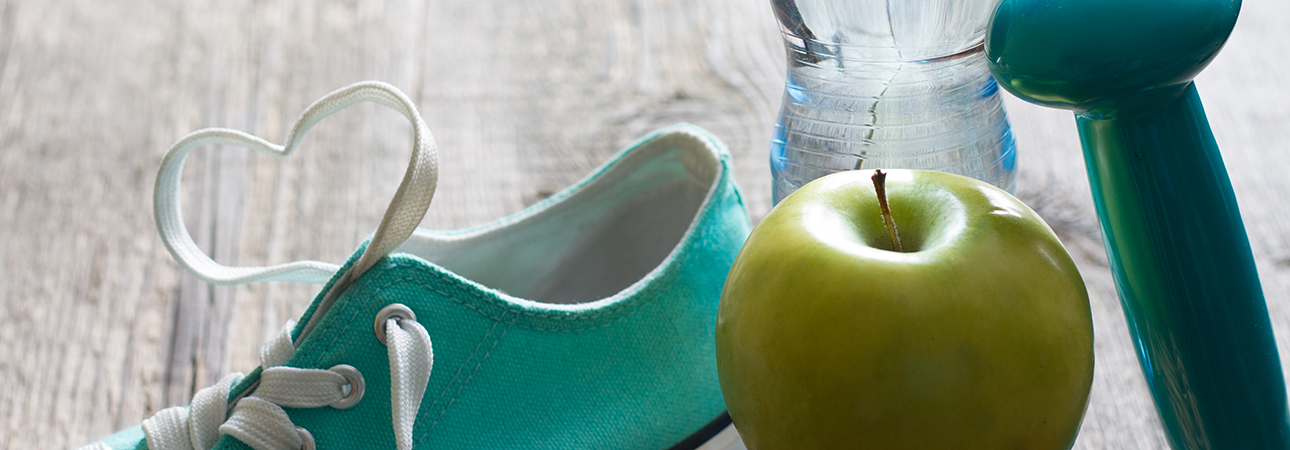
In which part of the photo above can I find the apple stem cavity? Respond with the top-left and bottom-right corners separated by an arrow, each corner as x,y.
872,170 -> 903,252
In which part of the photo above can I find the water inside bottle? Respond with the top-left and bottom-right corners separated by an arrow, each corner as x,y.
769,0 -> 1017,203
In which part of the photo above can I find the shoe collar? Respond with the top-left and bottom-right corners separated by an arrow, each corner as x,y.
293,123 -> 739,334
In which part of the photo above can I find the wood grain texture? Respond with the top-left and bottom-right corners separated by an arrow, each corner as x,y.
0,0 -> 1286,448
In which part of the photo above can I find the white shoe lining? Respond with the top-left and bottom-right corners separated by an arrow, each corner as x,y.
396,132 -> 722,305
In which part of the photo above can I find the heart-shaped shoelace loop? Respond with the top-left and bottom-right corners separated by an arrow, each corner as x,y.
153,81 -> 438,287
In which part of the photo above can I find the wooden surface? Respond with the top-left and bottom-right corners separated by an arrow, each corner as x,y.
1,0 -> 1288,447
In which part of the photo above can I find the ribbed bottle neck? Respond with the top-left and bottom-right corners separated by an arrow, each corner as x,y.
782,31 -> 986,66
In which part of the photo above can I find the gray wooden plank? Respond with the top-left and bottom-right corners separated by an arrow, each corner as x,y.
0,0 -> 1286,448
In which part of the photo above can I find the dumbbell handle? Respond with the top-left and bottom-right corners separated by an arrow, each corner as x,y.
1079,82 -> 1290,449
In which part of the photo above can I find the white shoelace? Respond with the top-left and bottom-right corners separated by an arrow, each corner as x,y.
141,319 -> 433,450
153,81 -> 438,287
136,82 -> 442,450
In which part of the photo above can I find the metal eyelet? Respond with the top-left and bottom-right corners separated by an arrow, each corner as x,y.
329,364 -> 364,409
297,426 -> 316,450
374,303 -> 417,345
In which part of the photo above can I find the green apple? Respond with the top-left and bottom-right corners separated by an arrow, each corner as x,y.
716,169 -> 1093,449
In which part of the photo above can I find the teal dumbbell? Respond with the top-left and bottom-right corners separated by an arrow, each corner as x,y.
986,0 -> 1289,448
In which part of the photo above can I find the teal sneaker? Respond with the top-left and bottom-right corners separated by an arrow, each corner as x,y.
79,82 -> 751,450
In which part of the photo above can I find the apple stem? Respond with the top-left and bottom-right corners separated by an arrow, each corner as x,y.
872,170 -> 903,252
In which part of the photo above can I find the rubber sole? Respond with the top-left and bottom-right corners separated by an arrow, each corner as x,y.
671,412 -> 747,450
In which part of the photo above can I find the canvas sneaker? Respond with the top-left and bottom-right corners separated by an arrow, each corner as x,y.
78,81 -> 752,450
